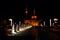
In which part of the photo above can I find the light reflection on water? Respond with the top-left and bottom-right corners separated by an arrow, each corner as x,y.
5,25 -> 32,36
5,26 -> 60,36
4,26 -> 60,40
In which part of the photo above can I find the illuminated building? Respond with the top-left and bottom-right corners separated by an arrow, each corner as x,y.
24,8 -> 42,26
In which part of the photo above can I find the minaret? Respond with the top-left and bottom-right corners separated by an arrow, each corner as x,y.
25,4 -> 28,16
34,8 -> 35,15
31,8 -> 37,19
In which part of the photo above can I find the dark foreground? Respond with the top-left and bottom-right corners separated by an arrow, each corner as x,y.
0,26 -> 60,40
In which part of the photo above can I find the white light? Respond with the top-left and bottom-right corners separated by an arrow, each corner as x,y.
19,28 -> 26,31
26,26 -> 32,29
40,24 -> 43,27
19,25 -> 32,31
11,24 -> 32,36
50,19 -> 52,26
54,18 -> 58,21
19,21 -> 21,26
43,21 -> 45,26
9,18 -> 13,26
12,24 -> 16,34
25,11 -> 28,14
16,24 -> 20,32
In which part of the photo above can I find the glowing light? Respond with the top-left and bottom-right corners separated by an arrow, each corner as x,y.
19,21 -> 21,26
16,24 -> 20,32
12,24 -> 16,34
19,25 -> 32,31
32,22 -> 37,26
31,16 -> 37,19
25,11 -> 28,14
9,18 -> 13,26
24,20 -> 40,26
8,29 -> 12,31
55,22 -> 57,23
11,23 -> 32,36
43,21 -> 45,26
54,18 -> 58,21
50,19 -> 52,26
26,26 -> 32,29
25,7 -> 28,15
40,24 -> 43,27
19,28 -> 26,31
53,18 -> 58,24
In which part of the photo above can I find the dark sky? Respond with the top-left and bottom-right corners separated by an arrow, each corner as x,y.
0,0 -> 60,19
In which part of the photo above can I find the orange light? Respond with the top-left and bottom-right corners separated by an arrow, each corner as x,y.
31,23 -> 38,26
31,16 -> 37,19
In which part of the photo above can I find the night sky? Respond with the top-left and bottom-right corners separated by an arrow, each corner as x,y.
0,0 -> 60,20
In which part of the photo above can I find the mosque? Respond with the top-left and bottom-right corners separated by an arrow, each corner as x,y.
24,7 -> 42,26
